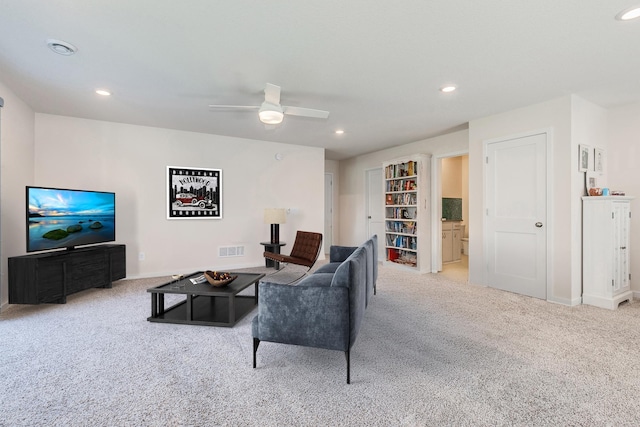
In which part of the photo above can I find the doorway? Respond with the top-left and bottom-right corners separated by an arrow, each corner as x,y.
433,153 -> 469,282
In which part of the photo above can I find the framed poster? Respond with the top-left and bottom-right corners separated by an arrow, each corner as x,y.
167,166 -> 222,219
579,145 -> 590,172
594,147 -> 604,174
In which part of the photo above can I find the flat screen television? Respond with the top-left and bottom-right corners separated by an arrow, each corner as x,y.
27,186 -> 116,253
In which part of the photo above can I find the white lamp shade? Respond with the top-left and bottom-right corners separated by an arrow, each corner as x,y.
264,208 -> 286,224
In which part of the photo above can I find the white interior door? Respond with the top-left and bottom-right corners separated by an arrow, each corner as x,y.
324,173 -> 333,253
366,168 -> 385,261
485,133 -> 547,299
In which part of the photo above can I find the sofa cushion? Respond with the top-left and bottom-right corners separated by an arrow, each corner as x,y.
329,245 -> 358,263
363,238 -> 374,306
331,246 -> 367,347
371,234 -> 378,285
313,262 -> 341,275
253,282 -> 349,351
296,273 -> 334,287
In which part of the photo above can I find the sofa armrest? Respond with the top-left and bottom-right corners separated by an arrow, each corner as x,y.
254,281 -> 350,352
329,245 -> 359,263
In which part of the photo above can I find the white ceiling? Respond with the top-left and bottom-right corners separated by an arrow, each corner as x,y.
1,1 -> 639,160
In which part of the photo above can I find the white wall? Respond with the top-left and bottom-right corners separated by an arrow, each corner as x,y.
571,96 -> 609,300
338,129 -> 468,246
23,114 -> 325,280
442,156 -> 462,197
0,81 -> 35,310
468,95 -> 607,305
608,102 -> 640,295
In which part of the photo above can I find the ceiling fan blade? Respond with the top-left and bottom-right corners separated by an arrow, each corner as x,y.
264,83 -> 281,105
283,106 -> 330,119
208,105 -> 259,111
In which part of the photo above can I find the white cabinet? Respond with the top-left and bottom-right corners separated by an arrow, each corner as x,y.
582,196 -> 634,309
442,221 -> 462,263
383,154 -> 431,273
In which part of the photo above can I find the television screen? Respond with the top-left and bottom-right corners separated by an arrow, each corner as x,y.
27,186 -> 116,252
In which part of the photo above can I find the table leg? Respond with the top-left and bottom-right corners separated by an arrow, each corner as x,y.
158,294 -> 164,315
229,295 -> 235,325
187,294 -> 193,321
254,281 -> 259,304
151,293 -> 157,317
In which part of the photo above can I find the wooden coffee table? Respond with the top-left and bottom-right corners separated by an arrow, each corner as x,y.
147,271 -> 265,327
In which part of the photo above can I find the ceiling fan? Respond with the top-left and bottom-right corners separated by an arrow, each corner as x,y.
208,83 -> 330,125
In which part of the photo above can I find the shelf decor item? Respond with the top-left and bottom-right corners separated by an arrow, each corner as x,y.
167,166 -> 222,219
383,154 -> 431,273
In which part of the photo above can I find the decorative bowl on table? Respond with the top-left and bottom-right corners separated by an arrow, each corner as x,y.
204,271 -> 237,287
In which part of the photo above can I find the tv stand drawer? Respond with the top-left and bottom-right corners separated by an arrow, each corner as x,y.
8,244 -> 126,304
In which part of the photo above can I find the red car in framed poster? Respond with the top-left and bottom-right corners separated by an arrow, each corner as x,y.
167,166 -> 222,219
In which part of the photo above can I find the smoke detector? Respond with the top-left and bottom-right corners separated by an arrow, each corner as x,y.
46,39 -> 78,56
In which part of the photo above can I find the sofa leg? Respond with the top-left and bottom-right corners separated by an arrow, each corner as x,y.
345,350 -> 350,384
253,338 -> 260,368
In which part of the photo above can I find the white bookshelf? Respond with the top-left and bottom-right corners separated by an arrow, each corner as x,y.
383,154 -> 431,273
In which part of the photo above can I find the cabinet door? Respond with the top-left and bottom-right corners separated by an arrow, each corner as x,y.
452,229 -> 461,261
37,258 -> 66,303
67,251 -> 108,292
442,230 -> 453,262
107,245 -> 127,280
613,203 -> 631,293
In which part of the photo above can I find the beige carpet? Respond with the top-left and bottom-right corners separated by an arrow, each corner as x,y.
2,262 -> 640,426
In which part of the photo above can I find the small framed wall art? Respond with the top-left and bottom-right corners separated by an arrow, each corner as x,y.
167,166 -> 222,219
579,144 -> 590,172
594,147 -> 604,174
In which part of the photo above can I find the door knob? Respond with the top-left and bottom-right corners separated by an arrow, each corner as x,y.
535,222 -> 543,228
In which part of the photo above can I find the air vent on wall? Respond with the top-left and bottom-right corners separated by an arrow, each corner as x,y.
219,246 -> 245,257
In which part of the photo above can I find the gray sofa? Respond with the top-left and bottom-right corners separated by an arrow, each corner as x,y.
252,235 -> 378,384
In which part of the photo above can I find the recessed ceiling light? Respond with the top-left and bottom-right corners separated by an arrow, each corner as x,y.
95,89 -> 111,96
335,130 -> 345,135
440,85 -> 457,93
616,5 -> 640,21
46,39 -> 77,56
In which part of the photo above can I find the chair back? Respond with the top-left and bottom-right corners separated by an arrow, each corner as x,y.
289,231 -> 323,267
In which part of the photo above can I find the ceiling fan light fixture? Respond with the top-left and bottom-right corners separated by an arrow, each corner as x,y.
258,102 -> 284,124
616,5 -> 640,20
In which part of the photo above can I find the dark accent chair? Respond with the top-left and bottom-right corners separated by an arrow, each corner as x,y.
263,231 -> 323,280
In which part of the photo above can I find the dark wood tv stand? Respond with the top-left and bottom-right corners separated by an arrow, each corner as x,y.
8,244 -> 126,304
